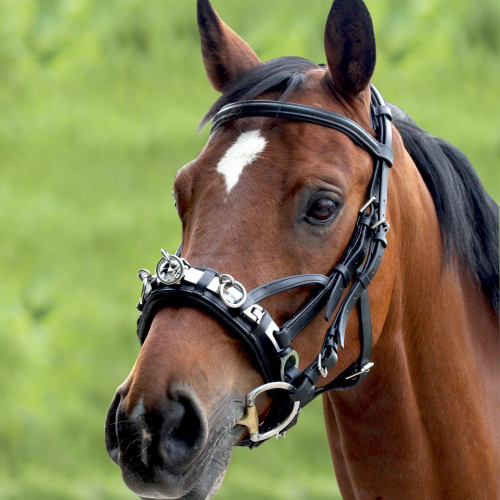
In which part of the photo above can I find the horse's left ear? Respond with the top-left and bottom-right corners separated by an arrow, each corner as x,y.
324,0 -> 376,99
197,0 -> 261,92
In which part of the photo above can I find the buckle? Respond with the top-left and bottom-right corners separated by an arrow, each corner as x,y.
371,218 -> 390,234
137,269 -> 153,310
359,196 -> 378,214
242,304 -> 265,324
317,353 -> 328,378
345,362 -> 375,380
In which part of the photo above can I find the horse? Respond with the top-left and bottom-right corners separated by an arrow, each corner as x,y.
105,0 -> 500,498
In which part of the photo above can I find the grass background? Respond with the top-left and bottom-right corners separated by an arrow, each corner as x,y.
0,0 -> 498,499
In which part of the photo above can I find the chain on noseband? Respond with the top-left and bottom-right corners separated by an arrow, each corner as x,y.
136,84 -> 393,447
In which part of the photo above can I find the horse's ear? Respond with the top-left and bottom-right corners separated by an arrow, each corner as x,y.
324,0 -> 376,99
197,0 -> 261,92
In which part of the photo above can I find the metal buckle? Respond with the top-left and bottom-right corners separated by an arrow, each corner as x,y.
242,304 -> 265,324
371,218 -> 390,233
242,304 -> 283,355
359,196 -> 378,214
345,362 -> 375,380
317,353 -> 328,378
236,382 -> 300,442
218,274 -> 247,309
156,249 -> 185,285
137,269 -> 153,308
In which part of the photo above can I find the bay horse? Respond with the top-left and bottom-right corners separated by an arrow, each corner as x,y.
105,0 -> 500,498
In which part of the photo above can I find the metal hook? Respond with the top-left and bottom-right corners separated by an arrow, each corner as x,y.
317,353 -> 328,378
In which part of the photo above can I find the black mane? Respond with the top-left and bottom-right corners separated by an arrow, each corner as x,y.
200,57 -> 318,129
389,104 -> 499,313
201,57 -> 499,313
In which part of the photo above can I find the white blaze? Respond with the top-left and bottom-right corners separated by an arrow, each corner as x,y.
216,130 -> 267,193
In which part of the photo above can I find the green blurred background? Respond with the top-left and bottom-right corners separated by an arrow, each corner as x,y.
0,0 -> 498,499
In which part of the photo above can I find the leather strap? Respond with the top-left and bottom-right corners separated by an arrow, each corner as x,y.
212,100 -> 394,166
242,274 -> 330,310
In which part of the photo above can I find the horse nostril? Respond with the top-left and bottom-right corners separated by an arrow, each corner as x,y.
161,390 -> 209,470
105,392 -> 121,465
105,385 -> 209,475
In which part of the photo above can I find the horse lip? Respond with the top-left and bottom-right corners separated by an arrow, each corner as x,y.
120,406 -> 245,500
124,434 -> 238,500
105,392 -> 122,465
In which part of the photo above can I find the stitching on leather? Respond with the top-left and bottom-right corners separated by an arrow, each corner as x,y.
248,276 -> 329,303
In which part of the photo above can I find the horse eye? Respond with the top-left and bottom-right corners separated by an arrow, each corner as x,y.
306,198 -> 336,222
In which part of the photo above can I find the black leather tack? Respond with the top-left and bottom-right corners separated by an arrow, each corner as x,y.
212,99 -> 393,164
333,264 -> 351,287
324,282 -> 344,321
372,105 -> 392,119
274,329 -> 292,350
378,145 -> 394,166
278,346 -> 294,359
194,270 -> 218,294
373,232 -> 388,248
356,272 -> 371,289
137,84 -> 392,447
357,289 -> 373,365
358,216 -> 373,227
322,346 -> 338,370
243,274 -> 329,310
251,314 -> 273,339
284,366 -> 301,382
289,377 -> 315,404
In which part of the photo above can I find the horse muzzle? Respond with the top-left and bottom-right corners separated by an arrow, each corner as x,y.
105,384 -> 242,499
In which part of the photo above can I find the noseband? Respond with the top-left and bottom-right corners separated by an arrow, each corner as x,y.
136,85 -> 393,447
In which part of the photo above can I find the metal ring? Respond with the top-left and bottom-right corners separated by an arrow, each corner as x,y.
219,274 -> 235,286
218,275 -> 247,308
156,251 -> 185,285
236,382 -> 300,442
280,350 -> 299,381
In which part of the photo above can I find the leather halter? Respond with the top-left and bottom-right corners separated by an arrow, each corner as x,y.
136,84 -> 393,447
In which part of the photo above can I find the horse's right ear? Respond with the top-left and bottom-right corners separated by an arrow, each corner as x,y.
197,0 -> 261,93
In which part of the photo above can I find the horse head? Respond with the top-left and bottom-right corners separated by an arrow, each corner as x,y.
104,1 -> 395,497
105,0 -> 500,499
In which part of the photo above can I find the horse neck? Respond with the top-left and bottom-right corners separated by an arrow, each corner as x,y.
325,130 -> 500,497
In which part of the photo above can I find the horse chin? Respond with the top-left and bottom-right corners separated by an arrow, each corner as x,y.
173,459 -> 229,500
127,426 -> 243,500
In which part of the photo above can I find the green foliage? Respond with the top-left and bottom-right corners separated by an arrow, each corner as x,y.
0,0 -> 498,499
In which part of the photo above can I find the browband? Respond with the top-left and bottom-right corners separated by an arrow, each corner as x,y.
211,99 -> 394,166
